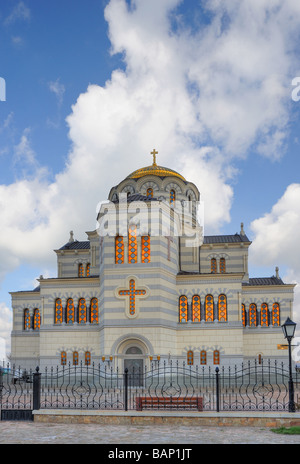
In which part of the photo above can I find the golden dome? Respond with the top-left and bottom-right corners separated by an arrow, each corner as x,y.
126,149 -> 186,181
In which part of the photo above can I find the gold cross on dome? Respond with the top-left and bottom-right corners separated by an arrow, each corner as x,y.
151,149 -> 158,166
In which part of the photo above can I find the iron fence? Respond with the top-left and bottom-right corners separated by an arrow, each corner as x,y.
0,359 -> 299,419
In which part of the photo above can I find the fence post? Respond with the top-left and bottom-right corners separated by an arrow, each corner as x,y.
33,366 -> 41,411
124,368 -> 128,411
215,367 -> 220,412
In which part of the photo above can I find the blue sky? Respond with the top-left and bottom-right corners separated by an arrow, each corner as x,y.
0,0 -> 300,353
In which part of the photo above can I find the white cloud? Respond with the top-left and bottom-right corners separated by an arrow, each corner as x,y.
0,303 -> 12,358
250,184 -> 300,332
4,1 -> 31,25
48,79 -> 65,107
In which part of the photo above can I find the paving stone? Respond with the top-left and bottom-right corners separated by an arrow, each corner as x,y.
0,422 -> 300,444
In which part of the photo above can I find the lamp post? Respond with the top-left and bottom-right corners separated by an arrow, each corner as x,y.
281,317 -> 296,412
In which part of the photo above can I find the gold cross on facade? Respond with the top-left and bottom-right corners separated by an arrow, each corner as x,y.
118,279 -> 146,317
151,149 -> 158,166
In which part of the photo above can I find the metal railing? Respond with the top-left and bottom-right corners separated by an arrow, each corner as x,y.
0,359 -> 299,418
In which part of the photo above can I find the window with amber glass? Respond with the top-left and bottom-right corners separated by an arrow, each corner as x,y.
260,303 -> 269,326
24,309 -> 30,330
86,263 -> 90,276
146,187 -> 153,198
192,295 -> 201,322
61,351 -> 67,366
179,295 -> 188,322
200,350 -> 207,365
128,224 -> 137,263
115,236 -> 124,264
220,258 -> 226,273
241,304 -> 246,327
213,350 -> 220,365
90,298 -> 99,324
249,303 -> 257,327
85,351 -> 91,366
73,351 -> 79,366
218,294 -> 227,322
78,263 -> 84,277
211,258 -> 217,273
66,298 -> 75,324
272,303 -> 280,326
33,308 -> 41,330
205,295 -> 214,322
141,235 -> 151,263
170,189 -> 176,205
55,298 -> 63,324
78,298 -> 87,324
187,350 -> 194,365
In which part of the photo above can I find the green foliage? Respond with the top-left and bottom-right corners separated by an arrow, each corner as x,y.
271,426 -> 300,435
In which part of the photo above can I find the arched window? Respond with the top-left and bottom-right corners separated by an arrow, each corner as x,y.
78,298 -> 87,324
55,298 -> 63,324
61,351 -> 67,366
187,350 -> 194,365
213,350 -> 220,365
24,309 -> 30,330
200,350 -> 207,365
128,224 -> 137,263
141,235 -> 151,263
78,263 -> 84,277
192,295 -> 201,322
66,298 -> 75,324
241,304 -> 246,327
86,263 -> 90,276
73,351 -> 79,366
260,303 -> 269,326
170,189 -> 176,205
115,236 -> 124,264
205,295 -> 214,322
220,258 -> 226,273
211,258 -> 217,273
272,303 -> 280,326
179,296 -> 188,323
146,187 -> 153,198
249,303 -> 257,327
33,308 -> 40,330
85,351 -> 91,366
90,298 -> 99,324
218,294 -> 227,322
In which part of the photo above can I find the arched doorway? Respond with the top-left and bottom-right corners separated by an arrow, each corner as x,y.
124,346 -> 144,386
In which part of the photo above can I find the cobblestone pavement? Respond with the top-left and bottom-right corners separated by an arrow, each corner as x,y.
0,422 -> 300,444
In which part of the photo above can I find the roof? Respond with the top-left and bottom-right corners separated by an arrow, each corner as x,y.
204,233 -> 250,244
59,240 -> 90,251
243,277 -> 285,286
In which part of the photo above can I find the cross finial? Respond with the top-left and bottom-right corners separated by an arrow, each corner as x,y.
151,149 -> 158,166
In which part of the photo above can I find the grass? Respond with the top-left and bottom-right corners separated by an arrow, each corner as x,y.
271,426 -> 300,435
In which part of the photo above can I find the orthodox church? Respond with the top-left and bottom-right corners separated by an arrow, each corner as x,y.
10,151 -> 295,370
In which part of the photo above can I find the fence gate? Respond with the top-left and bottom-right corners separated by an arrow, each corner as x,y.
0,366 -> 40,421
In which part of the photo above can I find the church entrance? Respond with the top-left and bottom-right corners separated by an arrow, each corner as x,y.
124,347 -> 144,386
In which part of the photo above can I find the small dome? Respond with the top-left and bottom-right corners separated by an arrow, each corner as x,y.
126,164 -> 186,181
126,149 -> 186,182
